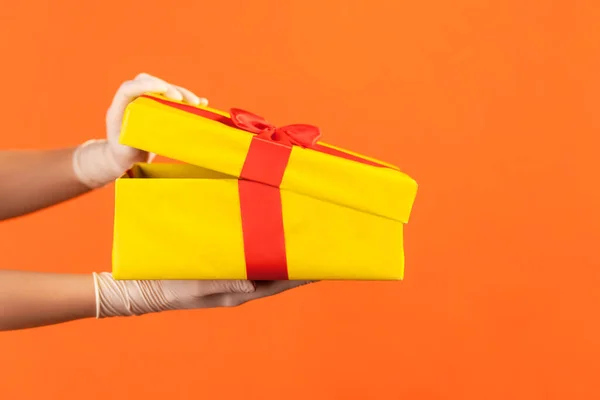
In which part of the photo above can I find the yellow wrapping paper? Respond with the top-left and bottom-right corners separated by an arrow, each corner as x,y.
112,94 -> 418,280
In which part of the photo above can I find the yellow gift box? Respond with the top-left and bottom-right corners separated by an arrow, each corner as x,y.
112,94 -> 418,280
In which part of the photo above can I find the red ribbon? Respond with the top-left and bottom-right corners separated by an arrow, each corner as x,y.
229,108 -> 322,148
139,95 -> 386,280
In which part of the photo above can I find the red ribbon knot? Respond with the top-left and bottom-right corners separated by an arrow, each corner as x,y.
229,108 -> 322,148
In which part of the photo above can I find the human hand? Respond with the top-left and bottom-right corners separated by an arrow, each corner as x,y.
73,73 -> 208,189
93,273 -> 313,318
161,279 -> 314,309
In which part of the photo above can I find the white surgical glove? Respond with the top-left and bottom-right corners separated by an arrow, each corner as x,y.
92,273 -> 312,317
72,73 -> 209,188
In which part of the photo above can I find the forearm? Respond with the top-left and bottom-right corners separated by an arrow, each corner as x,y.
0,270 -> 190,332
0,270 -> 96,331
0,269 -> 309,331
0,148 -> 90,220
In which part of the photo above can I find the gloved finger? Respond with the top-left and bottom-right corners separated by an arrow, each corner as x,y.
251,280 -> 316,298
107,79 -> 169,123
163,85 -> 184,101
133,73 -> 182,102
134,73 -> 175,91
213,280 -> 316,308
117,79 -> 169,99
134,72 -> 162,82
199,280 -> 256,297
174,85 -> 206,106
134,73 -> 206,106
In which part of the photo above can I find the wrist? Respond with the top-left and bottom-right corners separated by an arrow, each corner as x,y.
72,139 -> 127,189
92,272 -> 176,318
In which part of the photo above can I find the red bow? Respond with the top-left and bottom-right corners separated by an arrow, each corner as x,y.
229,108 -> 322,148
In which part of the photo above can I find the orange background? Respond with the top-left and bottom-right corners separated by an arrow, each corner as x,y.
1,0 -> 599,399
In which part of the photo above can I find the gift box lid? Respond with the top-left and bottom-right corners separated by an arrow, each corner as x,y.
119,94 -> 418,223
